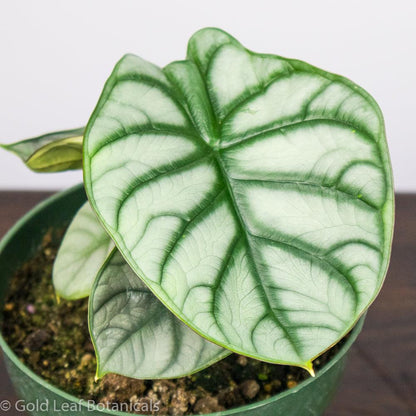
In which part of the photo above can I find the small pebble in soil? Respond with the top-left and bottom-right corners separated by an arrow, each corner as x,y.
79,353 -> 94,368
194,396 -> 225,414
23,329 -> 51,351
4,302 -> 14,312
240,380 -> 260,399
236,355 -> 248,366
287,380 -> 298,389
26,304 -> 36,314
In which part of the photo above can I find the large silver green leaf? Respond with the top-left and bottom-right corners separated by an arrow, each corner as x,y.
53,202 -> 114,299
90,249 -> 229,379
1,127 -> 84,172
83,28 -> 394,370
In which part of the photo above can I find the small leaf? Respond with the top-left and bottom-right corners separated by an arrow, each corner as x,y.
84,28 -> 394,368
53,202 -> 114,299
1,127 -> 84,172
90,249 -> 229,379
26,135 -> 83,172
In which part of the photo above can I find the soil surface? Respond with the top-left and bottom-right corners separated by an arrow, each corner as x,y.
1,229 -> 345,415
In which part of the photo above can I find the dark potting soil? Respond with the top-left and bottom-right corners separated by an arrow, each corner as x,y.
1,229 -> 345,415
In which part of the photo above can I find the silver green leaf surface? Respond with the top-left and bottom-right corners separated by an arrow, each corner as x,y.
89,249 -> 229,379
53,202 -> 114,299
1,127 -> 84,172
83,28 -> 394,370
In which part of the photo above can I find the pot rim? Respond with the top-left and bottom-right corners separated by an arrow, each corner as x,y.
0,184 -> 364,416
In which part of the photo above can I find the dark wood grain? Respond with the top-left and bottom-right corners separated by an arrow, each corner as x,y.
326,194 -> 416,416
0,191 -> 415,415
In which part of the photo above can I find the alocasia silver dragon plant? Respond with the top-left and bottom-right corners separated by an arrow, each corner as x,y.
2,28 -> 394,380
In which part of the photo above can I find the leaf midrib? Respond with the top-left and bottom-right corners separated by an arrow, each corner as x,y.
173,54 -> 310,362
213,152 -> 304,362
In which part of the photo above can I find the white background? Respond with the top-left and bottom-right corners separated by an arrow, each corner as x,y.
0,0 -> 414,191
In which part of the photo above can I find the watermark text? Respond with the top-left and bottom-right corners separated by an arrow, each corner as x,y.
0,399 -> 160,413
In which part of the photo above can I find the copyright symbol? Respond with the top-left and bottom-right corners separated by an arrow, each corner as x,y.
0,400 -> 11,411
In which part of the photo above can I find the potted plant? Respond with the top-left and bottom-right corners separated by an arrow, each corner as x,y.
0,27 -> 393,415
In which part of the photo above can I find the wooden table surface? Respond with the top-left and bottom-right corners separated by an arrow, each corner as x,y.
0,191 -> 415,416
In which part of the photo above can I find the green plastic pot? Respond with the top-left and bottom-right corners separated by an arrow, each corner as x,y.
0,184 -> 363,416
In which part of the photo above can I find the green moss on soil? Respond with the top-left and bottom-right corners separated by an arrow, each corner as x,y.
1,229 -> 345,415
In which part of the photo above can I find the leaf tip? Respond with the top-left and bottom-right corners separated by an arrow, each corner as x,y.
94,366 -> 101,383
95,366 -> 106,382
304,361 -> 315,377
0,143 -> 14,153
